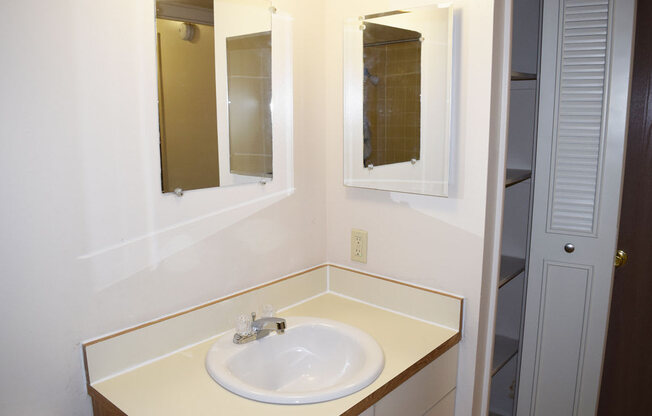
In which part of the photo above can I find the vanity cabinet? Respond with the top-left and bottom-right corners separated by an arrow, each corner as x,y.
358,346 -> 458,416
88,336 -> 458,416
83,266 -> 462,416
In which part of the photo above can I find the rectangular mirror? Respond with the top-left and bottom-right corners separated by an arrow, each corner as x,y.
343,4 -> 453,196
155,0 -> 273,194
363,21 -> 422,168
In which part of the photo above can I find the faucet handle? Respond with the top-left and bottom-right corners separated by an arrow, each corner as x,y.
261,304 -> 275,318
235,313 -> 253,336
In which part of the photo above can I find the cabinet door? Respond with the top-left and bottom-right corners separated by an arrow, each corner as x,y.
374,346 -> 458,416
516,1 -> 635,415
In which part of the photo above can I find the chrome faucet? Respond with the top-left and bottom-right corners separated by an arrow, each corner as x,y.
233,312 -> 286,344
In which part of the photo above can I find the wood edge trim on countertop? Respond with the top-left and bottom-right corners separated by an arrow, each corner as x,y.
82,264 -> 326,347
328,264 -> 465,301
83,344 -> 91,389
88,385 -> 128,416
340,331 -> 462,416
459,298 -> 465,332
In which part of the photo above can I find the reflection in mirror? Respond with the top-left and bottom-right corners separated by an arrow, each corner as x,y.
226,31 -> 272,179
363,22 -> 421,168
343,5 -> 453,196
215,0 -> 273,187
155,0 -> 272,194
156,1 -> 219,192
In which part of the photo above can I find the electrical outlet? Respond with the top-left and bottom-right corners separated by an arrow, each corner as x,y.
351,229 -> 368,263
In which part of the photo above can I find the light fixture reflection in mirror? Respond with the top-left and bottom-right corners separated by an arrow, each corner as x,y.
154,0 -> 273,194
343,5 -> 453,196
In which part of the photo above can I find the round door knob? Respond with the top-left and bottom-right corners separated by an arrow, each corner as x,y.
564,243 -> 575,253
614,249 -> 628,268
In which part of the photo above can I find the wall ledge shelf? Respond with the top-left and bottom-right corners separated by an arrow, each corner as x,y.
492,335 -> 519,376
499,255 -> 526,288
505,168 -> 531,187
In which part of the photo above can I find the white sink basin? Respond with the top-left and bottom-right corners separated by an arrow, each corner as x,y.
205,317 -> 384,404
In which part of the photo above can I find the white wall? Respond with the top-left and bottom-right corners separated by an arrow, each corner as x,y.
324,0 -> 496,414
0,0 -> 326,414
0,0 -> 499,414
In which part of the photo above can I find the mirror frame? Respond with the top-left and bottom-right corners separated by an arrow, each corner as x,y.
154,1 -> 294,196
215,1 -> 273,187
342,4 -> 454,196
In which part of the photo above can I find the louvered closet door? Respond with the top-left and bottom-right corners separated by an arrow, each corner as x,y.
516,1 -> 635,415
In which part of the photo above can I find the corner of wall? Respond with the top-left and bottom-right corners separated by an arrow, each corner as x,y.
472,0 -> 512,414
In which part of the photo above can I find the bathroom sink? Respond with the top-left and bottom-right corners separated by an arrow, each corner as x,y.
205,317 -> 384,404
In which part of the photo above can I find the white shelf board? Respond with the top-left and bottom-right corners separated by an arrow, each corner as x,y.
505,168 -> 531,187
511,71 -> 537,80
492,335 -> 519,376
499,255 -> 526,288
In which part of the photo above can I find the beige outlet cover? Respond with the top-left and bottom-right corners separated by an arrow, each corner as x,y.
351,229 -> 368,263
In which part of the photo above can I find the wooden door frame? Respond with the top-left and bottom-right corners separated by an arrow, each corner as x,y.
597,0 -> 652,413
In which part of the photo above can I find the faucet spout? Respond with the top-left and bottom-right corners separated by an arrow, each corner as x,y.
233,315 -> 286,344
252,317 -> 286,333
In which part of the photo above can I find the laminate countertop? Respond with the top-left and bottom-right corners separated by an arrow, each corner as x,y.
91,293 -> 460,415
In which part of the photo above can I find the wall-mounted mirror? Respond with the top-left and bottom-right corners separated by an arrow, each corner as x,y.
155,0 -> 275,194
343,5 -> 453,196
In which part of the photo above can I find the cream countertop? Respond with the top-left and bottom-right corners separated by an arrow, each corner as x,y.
92,293 -> 459,415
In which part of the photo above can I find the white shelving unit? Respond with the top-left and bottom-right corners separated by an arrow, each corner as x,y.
510,71 -> 537,81
505,169 -> 531,188
499,255 -> 525,288
488,0 -> 541,414
492,335 -> 519,376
